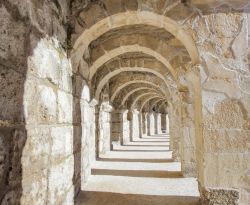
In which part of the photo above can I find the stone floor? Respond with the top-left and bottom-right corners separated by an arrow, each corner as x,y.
76,134 -> 200,205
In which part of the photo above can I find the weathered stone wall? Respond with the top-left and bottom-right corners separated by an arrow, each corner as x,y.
22,36 -> 75,205
0,0 -> 72,204
185,11 -> 250,204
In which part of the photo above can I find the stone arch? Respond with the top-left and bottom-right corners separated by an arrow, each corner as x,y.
94,67 -> 170,101
111,80 -> 167,102
71,11 -> 199,71
121,87 -> 159,106
140,96 -> 165,112
89,45 -> 177,81
150,99 -> 168,110
131,92 -> 165,110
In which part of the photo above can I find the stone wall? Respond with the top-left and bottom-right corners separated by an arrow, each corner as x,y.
22,37 -> 74,205
185,11 -> 250,204
0,0 -> 72,204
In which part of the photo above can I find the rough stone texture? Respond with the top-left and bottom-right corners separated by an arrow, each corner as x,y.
0,0 -> 70,204
184,9 -> 250,204
22,37 -> 75,205
200,188 -> 240,205
1,0 -> 250,204
98,102 -> 113,155
147,112 -> 156,136
130,110 -> 140,141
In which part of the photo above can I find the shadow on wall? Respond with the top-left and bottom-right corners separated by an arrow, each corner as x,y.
0,0 -> 77,204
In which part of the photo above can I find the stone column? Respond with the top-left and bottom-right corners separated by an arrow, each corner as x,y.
141,112 -> 148,137
89,99 -> 98,163
179,90 -> 197,177
161,113 -> 167,133
161,113 -> 169,134
81,98 -> 97,187
166,114 -> 169,134
111,109 -> 129,145
98,102 -> 113,155
148,112 -> 155,136
168,101 -> 182,162
130,109 -> 140,141
155,113 -> 162,134
183,64 -> 203,180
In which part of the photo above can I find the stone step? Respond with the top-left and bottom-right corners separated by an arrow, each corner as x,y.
124,141 -> 170,146
79,175 -> 200,205
132,138 -> 170,142
112,144 -> 169,151
91,161 -> 182,178
99,150 -> 173,163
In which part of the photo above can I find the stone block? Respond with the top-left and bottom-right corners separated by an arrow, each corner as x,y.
22,127 -> 50,173
48,156 -> 74,205
61,186 -> 74,205
30,38 -> 62,85
0,5 -> 26,71
204,99 -> 246,129
51,126 -> 73,158
59,57 -> 72,92
204,129 -> 250,153
58,90 -> 73,123
21,175 -> 48,205
0,67 -> 25,123
201,187 -> 239,205
37,85 -> 57,123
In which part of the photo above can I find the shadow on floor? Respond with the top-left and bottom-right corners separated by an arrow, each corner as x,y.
76,191 -> 200,205
96,157 -> 173,163
91,169 -> 183,178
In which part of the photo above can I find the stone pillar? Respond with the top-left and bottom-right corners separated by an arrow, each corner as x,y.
130,109 -> 140,141
81,99 -> 97,187
141,112 -> 148,137
155,113 -> 162,134
98,102 -> 113,155
161,113 -> 167,133
148,112 -> 155,136
166,114 -> 169,134
161,113 -> 169,134
111,109 -> 129,145
168,102 -> 182,162
179,90 -> 197,177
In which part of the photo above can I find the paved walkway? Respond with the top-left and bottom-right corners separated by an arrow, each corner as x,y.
76,134 -> 200,205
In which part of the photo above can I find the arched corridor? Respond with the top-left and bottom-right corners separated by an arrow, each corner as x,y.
77,133 -> 200,205
0,1 -> 250,205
